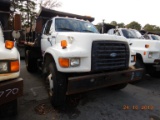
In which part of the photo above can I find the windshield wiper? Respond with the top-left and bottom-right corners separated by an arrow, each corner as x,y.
57,28 -> 74,31
81,30 -> 94,33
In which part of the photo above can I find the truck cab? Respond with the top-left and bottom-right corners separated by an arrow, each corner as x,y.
108,28 -> 160,77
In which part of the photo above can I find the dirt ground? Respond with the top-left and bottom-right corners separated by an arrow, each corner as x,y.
1,60 -> 160,120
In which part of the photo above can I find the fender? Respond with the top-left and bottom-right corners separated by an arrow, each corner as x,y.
44,45 -> 91,72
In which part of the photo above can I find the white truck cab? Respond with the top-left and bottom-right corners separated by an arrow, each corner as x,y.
25,8 -> 143,107
108,28 -> 160,77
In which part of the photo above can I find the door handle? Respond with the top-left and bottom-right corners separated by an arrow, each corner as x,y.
47,37 -> 52,46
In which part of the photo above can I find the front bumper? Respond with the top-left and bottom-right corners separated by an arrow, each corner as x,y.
66,68 -> 143,95
0,78 -> 23,105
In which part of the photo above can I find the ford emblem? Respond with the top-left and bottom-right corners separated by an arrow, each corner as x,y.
110,53 -> 117,57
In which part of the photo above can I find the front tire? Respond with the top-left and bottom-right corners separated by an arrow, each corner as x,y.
134,58 -> 145,80
44,57 -> 67,107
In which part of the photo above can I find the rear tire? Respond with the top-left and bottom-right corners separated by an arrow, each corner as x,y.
25,50 -> 38,73
44,57 -> 67,107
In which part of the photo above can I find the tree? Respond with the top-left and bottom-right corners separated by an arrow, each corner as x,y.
143,24 -> 160,33
95,23 -> 102,32
126,21 -> 141,30
11,0 -> 37,28
110,21 -> 117,26
117,23 -> 125,28
11,0 -> 37,41
42,0 -> 61,9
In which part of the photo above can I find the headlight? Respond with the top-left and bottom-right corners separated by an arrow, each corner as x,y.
70,58 -> 80,67
131,55 -> 136,62
0,62 -> 8,73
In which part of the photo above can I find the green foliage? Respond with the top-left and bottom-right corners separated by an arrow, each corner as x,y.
11,0 -> 37,29
110,21 -> 125,28
126,21 -> 141,30
117,23 -> 125,28
110,21 -> 117,26
95,23 -> 102,32
143,24 -> 160,33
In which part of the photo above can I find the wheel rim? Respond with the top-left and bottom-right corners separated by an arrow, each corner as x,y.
47,63 -> 54,97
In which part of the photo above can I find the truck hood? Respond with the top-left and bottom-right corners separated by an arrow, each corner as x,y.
128,38 -> 160,51
55,32 -> 128,45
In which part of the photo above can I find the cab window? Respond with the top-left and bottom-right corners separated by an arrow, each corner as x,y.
44,20 -> 52,35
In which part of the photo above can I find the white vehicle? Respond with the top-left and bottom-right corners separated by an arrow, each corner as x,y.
0,22 -> 23,115
25,8 -> 143,107
143,34 -> 160,40
108,28 -> 160,77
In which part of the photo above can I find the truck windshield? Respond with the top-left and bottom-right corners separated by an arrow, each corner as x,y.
151,35 -> 160,40
55,18 -> 99,33
129,29 -> 144,39
121,29 -> 135,39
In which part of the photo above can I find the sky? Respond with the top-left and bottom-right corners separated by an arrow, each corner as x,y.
54,0 -> 160,27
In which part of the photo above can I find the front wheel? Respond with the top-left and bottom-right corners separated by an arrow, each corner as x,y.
45,58 -> 67,107
134,58 -> 145,80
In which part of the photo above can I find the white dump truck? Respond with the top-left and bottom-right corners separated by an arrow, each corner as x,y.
107,27 -> 160,78
24,7 -> 143,107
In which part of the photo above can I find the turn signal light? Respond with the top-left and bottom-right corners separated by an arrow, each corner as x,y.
61,40 -> 67,49
145,44 -> 149,48
5,40 -> 14,49
59,58 -> 69,67
10,60 -> 19,72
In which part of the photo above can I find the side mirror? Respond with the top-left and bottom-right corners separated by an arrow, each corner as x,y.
14,14 -> 21,31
